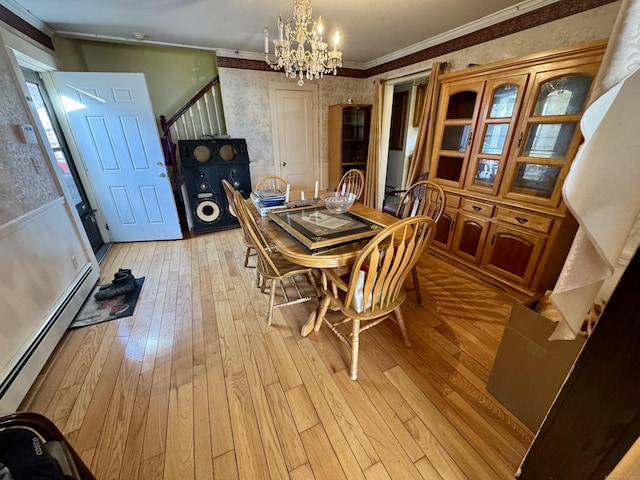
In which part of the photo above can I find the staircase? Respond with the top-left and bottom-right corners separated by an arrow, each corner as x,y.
159,75 -> 227,229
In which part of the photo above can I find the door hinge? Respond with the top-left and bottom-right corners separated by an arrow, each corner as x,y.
105,223 -> 110,231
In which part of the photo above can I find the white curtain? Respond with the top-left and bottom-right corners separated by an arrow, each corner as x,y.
550,0 -> 640,340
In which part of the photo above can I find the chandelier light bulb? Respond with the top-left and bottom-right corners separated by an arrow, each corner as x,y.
264,0 -> 343,86
264,27 -> 269,53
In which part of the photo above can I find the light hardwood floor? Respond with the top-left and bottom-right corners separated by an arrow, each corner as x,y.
21,227 -> 534,479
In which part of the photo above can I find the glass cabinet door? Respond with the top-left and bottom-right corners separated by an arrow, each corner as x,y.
466,75 -> 528,195
431,81 -> 485,187
503,64 -> 600,206
341,106 -> 371,167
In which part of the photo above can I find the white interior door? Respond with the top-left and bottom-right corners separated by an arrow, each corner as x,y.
52,72 -> 182,242
269,83 -> 319,189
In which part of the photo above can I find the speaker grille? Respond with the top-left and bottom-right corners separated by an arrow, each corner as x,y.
179,138 -> 249,168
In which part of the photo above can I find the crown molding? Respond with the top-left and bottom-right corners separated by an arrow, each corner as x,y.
361,0 -> 559,69
7,0 -> 559,71
5,0 -> 617,75
0,0 -> 55,35
55,30 -> 221,51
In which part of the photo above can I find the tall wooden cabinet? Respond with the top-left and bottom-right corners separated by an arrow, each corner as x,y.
429,40 -> 606,296
328,104 -> 372,189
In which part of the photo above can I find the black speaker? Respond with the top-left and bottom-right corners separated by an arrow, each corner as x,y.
179,138 -> 251,233
179,138 -> 249,168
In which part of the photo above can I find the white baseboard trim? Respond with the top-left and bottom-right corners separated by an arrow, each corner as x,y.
0,263 -> 98,413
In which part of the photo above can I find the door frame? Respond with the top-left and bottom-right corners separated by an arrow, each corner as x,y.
268,81 -> 320,187
380,70 -> 430,209
8,43 -> 111,245
22,68 -> 106,255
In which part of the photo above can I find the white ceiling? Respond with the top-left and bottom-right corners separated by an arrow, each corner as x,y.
5,0 -> 560,69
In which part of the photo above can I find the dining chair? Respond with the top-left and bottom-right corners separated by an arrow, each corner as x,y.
337,169 -> 365,200
233,190 -> 320,325
393,180 -> 445,304
221,178 -> 257,269
382,172 -> 430,215
255,175 -> 288,193
394,180 -> 445,221
309,215 -> 436,380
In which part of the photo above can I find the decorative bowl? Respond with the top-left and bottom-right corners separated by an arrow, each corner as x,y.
321,192 -> 356,214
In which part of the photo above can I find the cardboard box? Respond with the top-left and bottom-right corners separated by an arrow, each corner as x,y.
486,297 -> 586,431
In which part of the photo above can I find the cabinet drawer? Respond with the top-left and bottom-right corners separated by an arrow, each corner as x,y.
460,198 -> 494,217
496,207 -> 552,233
446,193 -> 461,208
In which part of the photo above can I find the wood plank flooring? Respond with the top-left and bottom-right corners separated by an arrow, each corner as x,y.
20,227 -> 534,479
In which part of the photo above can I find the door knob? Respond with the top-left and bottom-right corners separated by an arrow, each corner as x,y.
282,162 -> 287,167
159,172 -> 167,178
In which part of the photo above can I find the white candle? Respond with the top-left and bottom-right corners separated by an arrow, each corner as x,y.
314,181 -> 319,198
341,184 -> 346,196
278,16 -> 284,40
264,29 -> 269,53
301,191 -> 305,200
285,184 -> 290,202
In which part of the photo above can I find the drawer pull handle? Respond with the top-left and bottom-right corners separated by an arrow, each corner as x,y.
515,216 -> 529,224
472,206 -> 481,211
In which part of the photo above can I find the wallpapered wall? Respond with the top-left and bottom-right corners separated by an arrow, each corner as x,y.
218,68 -> 374,185
219,2 -> 620,187
378,2 -> 620,81
0,48 -> 59,225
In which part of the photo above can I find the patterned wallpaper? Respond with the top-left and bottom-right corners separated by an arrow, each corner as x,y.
217,68 -> 276,184
0,49 -> 58,225
219,2 -> 620,189
218,68 -> 374,187
378,2 -> 620,80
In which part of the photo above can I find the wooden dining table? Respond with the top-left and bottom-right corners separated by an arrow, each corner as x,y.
247,195 -> 399,336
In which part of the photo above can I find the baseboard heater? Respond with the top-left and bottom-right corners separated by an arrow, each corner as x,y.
0,263 -> 98,412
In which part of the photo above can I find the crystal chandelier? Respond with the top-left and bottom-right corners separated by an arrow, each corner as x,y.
264,0 -> 342,86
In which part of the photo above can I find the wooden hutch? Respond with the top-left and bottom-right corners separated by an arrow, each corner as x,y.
328,103 -> 372,189
428,40 -> 607,296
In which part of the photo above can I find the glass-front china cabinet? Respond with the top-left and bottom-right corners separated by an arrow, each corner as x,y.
429,40 -> 606,295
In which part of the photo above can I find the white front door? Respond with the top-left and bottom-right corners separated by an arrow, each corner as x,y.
52,72 -> 182,242
269,83 -> 319,189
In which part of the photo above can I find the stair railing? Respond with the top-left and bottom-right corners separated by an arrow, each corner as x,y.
159,75 -> 225,173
